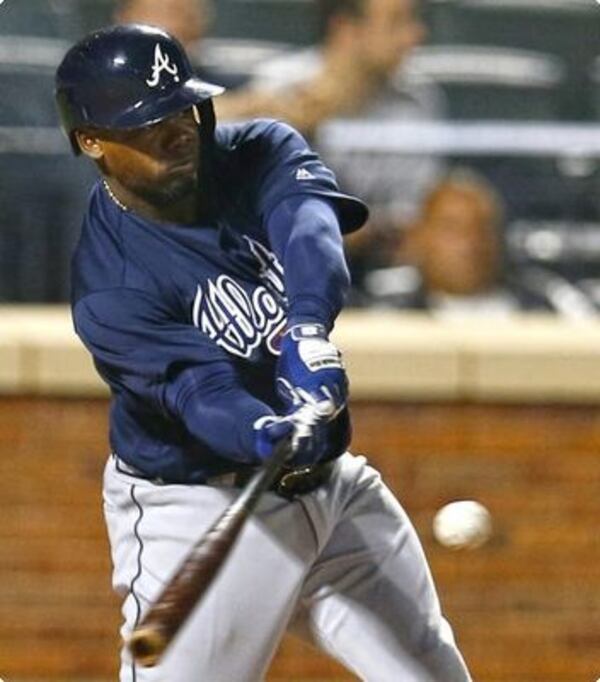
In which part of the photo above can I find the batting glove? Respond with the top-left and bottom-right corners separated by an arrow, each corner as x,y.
253,401 -> 333,466
276,323 -> 348,417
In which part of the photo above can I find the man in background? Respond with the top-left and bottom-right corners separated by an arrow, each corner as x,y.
218,0 -> 444,296
219,0 -> 431,127
114,0 -> 212,52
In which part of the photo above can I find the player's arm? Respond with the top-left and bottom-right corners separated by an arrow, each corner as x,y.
267,195 -> 350,413
165,364 -> 332,465
74,289 -> 325,464
246,120 -> 367,413
268,195 -> 349,329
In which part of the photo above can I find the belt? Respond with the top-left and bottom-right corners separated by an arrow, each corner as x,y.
112,454 -> 334,499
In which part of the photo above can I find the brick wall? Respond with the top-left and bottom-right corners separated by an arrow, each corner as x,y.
1,398 -> 598,681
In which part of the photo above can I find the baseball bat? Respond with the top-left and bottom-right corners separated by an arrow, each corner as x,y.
126,436 -> 294,667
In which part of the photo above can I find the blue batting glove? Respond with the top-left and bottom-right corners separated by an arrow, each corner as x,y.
253,402 -> 332,466
276,323 -> 348,416
253,414 -> 295,461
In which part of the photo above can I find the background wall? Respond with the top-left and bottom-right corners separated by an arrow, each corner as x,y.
0,398 -> 598,681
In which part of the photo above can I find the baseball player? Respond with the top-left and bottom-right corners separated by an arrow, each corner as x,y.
55,24 -> 472,682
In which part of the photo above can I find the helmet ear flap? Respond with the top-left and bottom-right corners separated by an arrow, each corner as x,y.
197,99 -> 216,139
69,131 -> 82,156
195,98 -> 218,220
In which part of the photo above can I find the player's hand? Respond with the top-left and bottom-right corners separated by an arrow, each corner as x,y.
276,323 -> 348,418
253,401 -> 333,466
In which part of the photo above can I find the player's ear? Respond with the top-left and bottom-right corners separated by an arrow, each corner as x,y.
75,131 -> 105,159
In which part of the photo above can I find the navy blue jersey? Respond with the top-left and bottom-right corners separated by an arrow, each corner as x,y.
72,119 -> 367,483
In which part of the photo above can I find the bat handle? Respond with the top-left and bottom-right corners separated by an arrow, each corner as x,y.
233,434 -> 294,509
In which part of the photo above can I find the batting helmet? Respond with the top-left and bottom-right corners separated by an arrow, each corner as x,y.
55,24 -> 225,154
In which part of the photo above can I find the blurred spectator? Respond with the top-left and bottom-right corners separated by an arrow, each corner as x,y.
220,0 -> 426,123
362,169 -> 598,319
216,0 -> 446,299
114,0 -> 212,49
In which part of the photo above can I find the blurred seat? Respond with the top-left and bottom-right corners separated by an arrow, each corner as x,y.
0,150 -> 96,302
426,0 -> 597,46
424,0 -> 599,120
73,0 -> 113,35
0,36 -> 69,126
590,56 -> 600,121
507,218 -> 600,282
405,46 -> 565,120
0,0 -> 65,38
0,35 -> 96,302
210,0 -> 318,45
0,0 -> 113,40
190,37 -> 292,88
449,155 -> 598,230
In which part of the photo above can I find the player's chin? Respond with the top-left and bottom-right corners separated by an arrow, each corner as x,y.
148,173 -> 197,206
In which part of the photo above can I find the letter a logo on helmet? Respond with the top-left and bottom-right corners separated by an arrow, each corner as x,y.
146,43 -> 180,87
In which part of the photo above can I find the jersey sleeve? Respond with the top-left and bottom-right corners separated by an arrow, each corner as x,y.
73,288 -> 273,462
249,120 -> 368,234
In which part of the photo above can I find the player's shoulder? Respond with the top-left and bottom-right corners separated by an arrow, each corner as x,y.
216,118 -> 307,153
215,119 -> 311,186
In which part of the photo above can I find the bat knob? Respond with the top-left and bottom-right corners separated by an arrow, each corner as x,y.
127,626 -> 168,667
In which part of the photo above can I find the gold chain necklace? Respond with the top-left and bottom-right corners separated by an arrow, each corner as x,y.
103,179 -> 129,212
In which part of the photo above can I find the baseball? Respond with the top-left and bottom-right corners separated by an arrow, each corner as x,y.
433,500 -> 492,550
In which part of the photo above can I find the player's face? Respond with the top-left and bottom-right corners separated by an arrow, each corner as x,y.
81,108 -> 201,207
355,0 -> 425,76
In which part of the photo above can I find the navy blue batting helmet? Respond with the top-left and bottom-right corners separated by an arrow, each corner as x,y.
55,24 -> 224,154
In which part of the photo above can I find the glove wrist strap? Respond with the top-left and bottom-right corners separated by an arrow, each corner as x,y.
285,323 -> 328,341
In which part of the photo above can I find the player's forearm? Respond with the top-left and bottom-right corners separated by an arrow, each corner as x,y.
163,365 -> 273,464
268,196 -> 350,330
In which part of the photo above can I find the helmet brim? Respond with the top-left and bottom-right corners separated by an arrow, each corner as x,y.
110,77 -> 225,129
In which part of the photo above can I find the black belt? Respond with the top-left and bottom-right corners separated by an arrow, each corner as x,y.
234,461 -> 335,499
112,454 -> 334,499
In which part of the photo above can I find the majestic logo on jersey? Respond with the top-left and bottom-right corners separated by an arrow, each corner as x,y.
146,44 -> 180,87
295,167 -> 315,181
192,238 -> 286,359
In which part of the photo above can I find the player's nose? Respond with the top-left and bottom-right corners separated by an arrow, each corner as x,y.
165,125 -> 196,154
162,113 -> 197,152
